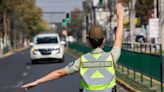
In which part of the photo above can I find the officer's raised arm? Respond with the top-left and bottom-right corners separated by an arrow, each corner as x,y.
113,3 -> 124,49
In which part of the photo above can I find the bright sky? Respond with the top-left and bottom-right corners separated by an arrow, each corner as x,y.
36,0 -> 84,12
36,0 -> 84,23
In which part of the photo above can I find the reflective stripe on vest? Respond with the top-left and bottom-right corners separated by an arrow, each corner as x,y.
83,87 -> 112,92
80,52 -> 116,91
82,67 -> 114,85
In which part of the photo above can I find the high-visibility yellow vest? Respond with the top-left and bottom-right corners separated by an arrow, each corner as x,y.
80,52 -> 116,92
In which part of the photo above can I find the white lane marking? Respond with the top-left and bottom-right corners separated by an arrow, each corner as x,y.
22,72 -> 28,77
26,66 -> 31,70
11,81 -> 24,88
20,52 -> 25,54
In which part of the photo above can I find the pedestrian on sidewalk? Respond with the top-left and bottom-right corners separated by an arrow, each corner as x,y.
22,3 -> 124,92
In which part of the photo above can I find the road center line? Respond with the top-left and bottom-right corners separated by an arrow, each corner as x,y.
22,72 -> 28,77
11,81 -> 24,88
26,66 -> 31,70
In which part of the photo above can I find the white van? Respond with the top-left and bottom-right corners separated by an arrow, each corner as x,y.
30,33 -> 65,64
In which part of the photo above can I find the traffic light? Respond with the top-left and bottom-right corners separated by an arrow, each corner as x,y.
66,13 -> 70,21
62,19 -> 67,27
99,0 -> 104,7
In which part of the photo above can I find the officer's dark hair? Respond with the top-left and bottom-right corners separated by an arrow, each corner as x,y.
88,37 -> 104,48
87,25 -> 105,48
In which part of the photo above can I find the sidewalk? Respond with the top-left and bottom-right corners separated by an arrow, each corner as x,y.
0,46 -> 30,59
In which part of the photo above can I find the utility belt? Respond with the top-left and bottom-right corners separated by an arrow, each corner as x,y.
79,86 -> 117,92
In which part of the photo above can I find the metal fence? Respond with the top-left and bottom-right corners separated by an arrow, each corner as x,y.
122,42 -> 162,55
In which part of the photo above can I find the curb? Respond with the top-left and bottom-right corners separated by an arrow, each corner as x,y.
65,48 -> 140,92
0,46 -> 30,59
0,52 -> 14,59
116,78 -> 140,92
15,46 -> 30,52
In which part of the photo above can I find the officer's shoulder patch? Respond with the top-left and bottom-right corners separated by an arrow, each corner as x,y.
67,62 -> 75,67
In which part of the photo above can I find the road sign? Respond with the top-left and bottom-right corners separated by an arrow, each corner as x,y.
149,18 -> 159,38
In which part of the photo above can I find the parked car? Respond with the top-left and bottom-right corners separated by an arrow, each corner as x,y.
30,33 -> 65,64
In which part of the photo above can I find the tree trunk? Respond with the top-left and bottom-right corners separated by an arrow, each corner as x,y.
159,0 -> 164,51
3,11 -> 8,48
7,15 -> 12,51
129,0 -> 136,43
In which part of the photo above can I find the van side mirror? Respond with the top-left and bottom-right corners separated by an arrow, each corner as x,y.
29,42 -> 34,46
61,41 -> 66,45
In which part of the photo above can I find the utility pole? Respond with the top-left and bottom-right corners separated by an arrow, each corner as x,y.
13,14 -> 17,49
92,6 -> 96,24
154,0 -> 158,18
108,0 -> 115,41
159,0 -> 164,91
129,0 -> 136,43
82,15 -> 88,43
3,11 -> 7,49
82,1 -> 89,43
92,0 -> 99,24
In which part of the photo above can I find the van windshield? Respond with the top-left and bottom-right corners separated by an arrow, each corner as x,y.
36,36 -> 58,44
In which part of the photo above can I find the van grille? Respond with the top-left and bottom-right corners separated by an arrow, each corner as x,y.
39,49 -> 52,55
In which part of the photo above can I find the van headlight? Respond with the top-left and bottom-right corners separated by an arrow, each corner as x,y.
52,48 -> 60,54
32,48 -> 39,55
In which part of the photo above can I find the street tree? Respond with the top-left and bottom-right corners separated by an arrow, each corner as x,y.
0,0 -> 48,52
69,8 -> 83,40
122,0 -> 154,43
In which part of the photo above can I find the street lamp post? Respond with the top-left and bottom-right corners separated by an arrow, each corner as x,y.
159,0 -> 164,91
108,0 -> 115,41
92,6 -> 97,24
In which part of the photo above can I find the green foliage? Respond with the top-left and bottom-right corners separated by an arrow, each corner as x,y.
122,0 -> 154,25
121,0 -> 130,7
0,0 -> 48,43
29,20 -> 49,39
135,0 -> 153,24
68,8 -> 83,39
0,5 -> 3,13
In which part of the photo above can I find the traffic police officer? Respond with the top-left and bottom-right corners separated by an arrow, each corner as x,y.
22,3 -> 124,92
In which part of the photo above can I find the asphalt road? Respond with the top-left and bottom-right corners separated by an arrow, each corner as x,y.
0,48 -> 128,92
